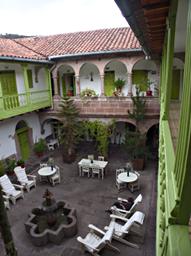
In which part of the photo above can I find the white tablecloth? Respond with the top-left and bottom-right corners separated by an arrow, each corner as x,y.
78,159 -> 108,179
118,172 -> 138,183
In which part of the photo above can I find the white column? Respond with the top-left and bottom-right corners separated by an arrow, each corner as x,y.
100,74 -> 105,96
52,74 -> 60,99
127,72 -> 133,96
75,75 -> 80,96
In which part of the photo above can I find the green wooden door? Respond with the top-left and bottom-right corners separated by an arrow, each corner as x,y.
171,70 -> 180,100
62,76 -> 67,97
132,70 -> 148,91
104,71 -> 115,96
17,128 -> 30,160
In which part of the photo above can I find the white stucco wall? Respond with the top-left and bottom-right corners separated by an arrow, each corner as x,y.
0,112 -> 51,159
28,64 -> 47,91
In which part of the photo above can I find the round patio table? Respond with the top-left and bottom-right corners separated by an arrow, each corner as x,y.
38,166 -> 56,182
118,172 -> 138,183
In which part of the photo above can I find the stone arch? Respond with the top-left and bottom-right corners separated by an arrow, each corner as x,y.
139,120 -> 159,134
111,121 -> 136,144
104,60 -> 128,96
146,123 -> 159,160
79,62 -> 101,95
131,59 -> 158,96
57,64 -> 76,97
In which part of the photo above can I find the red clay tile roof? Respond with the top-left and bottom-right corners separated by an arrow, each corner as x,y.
0,27 -> 141,60
0,38 -> 46,60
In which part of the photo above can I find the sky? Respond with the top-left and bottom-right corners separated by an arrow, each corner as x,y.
0,0 -> 128,36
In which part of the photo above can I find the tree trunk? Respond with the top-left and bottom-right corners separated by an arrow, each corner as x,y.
0,187 -> 18,256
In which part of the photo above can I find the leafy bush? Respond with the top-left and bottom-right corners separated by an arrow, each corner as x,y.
80,88 -> 97,97
33,139 -> 47,154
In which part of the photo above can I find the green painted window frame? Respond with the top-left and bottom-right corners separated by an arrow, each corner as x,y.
27,69 -> 33,88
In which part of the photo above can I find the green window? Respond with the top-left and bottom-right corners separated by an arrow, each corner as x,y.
27,69 -> 33,88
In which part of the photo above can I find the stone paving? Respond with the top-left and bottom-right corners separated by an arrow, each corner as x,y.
1,144 -> 157,256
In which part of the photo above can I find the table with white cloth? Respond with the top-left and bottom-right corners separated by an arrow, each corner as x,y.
78,159 -> 108,179
38,166 -> 56,183
118,171 -> 138,183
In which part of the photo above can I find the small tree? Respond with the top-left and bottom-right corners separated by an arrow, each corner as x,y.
58,97 -> 80,162
0,161 -> 17,256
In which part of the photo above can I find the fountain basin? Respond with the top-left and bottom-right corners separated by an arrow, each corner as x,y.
25,200 -> 77,246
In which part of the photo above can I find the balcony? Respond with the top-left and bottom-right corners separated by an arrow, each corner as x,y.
0,89 -> 52,120
46,96 -> 160,122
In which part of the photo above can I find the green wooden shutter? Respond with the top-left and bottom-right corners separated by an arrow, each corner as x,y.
132,70 -> 148,91
27,69 -> 33,88
0,71 -> 17,95
104,71 -> 115,96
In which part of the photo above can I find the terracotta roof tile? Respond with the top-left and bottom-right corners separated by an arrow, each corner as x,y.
0,38 -> 46,60
0,27 -> 141,60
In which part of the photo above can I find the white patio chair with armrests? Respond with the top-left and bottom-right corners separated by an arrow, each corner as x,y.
104,211 -> 145,248
14,167 -> 36,192
81,165 -> 91,178
91,164 -> 102,179
128,171 -> 141,192
77,219 -> 120,256
88,155 -> 94,161
50,165 -> 61,186
3,195 -> 10,210
98,156 -> 104,161
0,174 -> 24,204
110,194 -> 143,218
116,168 -> 126,191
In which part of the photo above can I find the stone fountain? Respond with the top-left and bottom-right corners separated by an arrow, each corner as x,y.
25,189 -> 77,246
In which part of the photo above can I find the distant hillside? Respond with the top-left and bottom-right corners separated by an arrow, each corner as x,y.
0,33 -> 32,39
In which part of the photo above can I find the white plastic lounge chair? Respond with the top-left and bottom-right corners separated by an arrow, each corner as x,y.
105,211 -> 145,248
50,165 -> 61,186
0,174 -> 24,204
110,194 -> 142,218
14,167 -> 36,192
77,220 -> 120,256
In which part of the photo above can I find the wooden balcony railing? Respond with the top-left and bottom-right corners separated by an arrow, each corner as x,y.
0,89 -> 52,120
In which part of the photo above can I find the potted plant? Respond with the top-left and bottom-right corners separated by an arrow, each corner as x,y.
17,159 -> 25,168
5,158 -> 17,176
80,88 -> 97,98
33,139 -> 47,157
114,78 -> 125,95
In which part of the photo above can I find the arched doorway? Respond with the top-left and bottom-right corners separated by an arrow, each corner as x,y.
16,120 -> 30,160
171,58 -> 184,100
57,65 -> 75,96
146,124 -> 159,160
104,61 -> 127,96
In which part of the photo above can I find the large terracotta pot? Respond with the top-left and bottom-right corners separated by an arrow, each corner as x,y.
132,158 -> 145,170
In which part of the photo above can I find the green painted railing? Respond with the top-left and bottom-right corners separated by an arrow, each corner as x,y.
0,89 -> 52,120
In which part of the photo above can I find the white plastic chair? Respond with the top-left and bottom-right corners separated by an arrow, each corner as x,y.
88,155 -> 94,161
14,167 -> 36,192
116,169 -> 126,191
105,211 -> 145,248
98,156 -> 104,161
40,163 -> 48,168
47,142 -> 54,151
92,165 -> 102,179
77,220 -> 120,256
50,166 -> 61,186
128,171 -> 140,192
0,174 -> 24,204
3,195 -> 10,210
110,194 -> 143,218
81,165 -> 91,178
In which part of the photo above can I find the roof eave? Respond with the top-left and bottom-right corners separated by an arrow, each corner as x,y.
48,48 -> 143,60
0,56 -> 53,64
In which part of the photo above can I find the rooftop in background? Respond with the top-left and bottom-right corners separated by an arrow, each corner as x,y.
0,27 -> 141,61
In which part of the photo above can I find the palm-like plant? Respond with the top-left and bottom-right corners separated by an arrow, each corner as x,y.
58,97 -> 80,162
